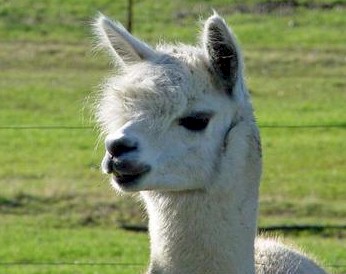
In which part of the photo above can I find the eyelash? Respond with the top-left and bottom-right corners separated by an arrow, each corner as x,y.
178,113 -> 212,132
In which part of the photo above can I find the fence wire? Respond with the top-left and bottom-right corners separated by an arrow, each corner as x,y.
0,262 -> 143,266
0,124 -> 345,130
0,261 -> 344,269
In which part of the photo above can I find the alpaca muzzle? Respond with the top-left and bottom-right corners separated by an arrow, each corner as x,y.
103,133 -> 151,187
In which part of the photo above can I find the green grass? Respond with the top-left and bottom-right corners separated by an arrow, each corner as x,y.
0,216 -> 149,274
0,0 -> 345,273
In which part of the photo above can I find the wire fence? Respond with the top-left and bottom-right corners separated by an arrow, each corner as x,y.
0,261 -> 345,270
1,123 -> 344,270
0,124 -> 345,130
0,262 -> 144,267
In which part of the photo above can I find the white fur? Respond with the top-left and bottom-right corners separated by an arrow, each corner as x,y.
93,12 -> 326,274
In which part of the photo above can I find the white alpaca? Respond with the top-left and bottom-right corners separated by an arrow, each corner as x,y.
93,12 -> 327,274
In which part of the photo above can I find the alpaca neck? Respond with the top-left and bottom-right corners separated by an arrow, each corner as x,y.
142,121 -> 261,274
142,182 -> 258,274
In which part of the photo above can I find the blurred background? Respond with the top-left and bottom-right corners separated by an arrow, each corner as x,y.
0,0 -> 345,273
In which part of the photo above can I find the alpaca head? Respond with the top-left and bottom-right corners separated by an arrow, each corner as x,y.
94,13 -> 261,193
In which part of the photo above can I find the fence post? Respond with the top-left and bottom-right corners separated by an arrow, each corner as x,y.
127,0 -> 133,33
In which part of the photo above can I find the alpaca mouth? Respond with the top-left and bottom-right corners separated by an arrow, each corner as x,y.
112,161 -> 151,187
113,171 -> 149,187
102,155 -> 150,187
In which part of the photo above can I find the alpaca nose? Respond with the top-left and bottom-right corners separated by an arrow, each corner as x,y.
106,136 -> 138,158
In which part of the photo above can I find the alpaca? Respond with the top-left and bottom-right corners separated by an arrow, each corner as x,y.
93,12 -> 327,274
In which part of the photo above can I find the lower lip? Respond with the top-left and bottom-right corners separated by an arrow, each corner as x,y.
113,173 -> 143,187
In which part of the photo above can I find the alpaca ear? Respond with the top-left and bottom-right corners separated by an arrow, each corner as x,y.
202,14 -> 241,92
93,14 -> 158,65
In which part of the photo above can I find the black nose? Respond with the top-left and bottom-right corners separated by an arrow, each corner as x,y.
106,136 -> 138,158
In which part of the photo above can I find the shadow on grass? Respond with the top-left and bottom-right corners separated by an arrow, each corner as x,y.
0,191 -> 146,228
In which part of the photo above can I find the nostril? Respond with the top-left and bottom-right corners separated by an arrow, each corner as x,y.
106,136 -> 138,158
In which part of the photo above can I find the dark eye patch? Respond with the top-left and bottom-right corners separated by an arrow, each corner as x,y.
178,112 -> 213,132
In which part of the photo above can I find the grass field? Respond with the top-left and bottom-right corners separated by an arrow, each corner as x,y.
0,0 -> 345,273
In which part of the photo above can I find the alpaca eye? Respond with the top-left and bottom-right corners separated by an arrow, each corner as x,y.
178,113 -> 212,132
